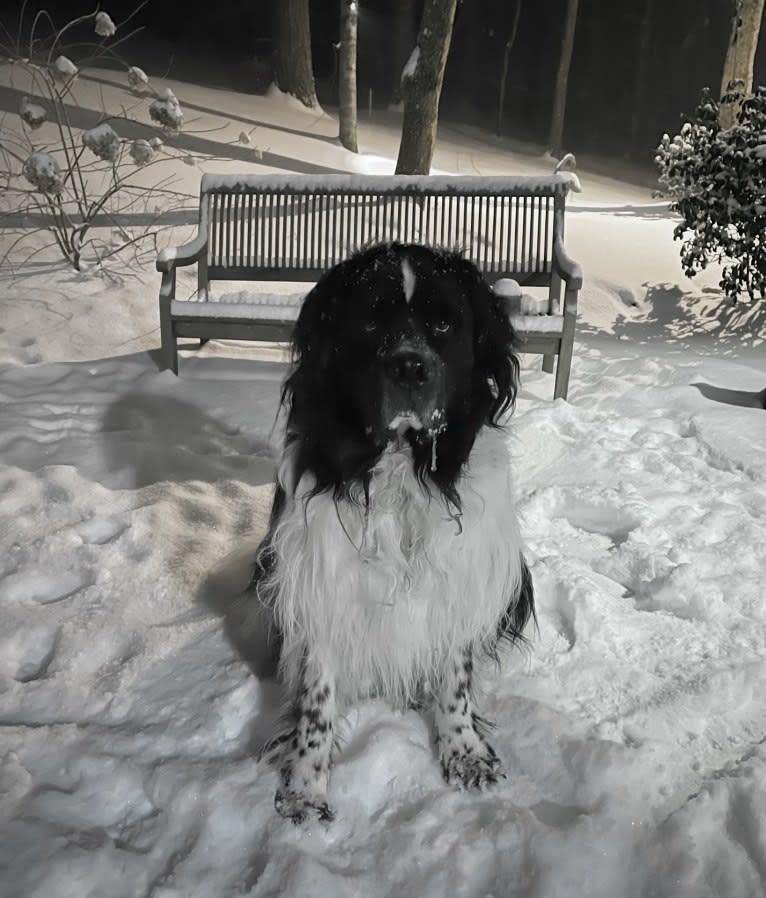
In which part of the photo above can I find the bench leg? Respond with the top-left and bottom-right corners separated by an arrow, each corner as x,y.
159,309 -> 178,374
160,334 -> 178,374
542,354 -> 555,374
554,308 -> 576,401
159,273 -> 179,375
553,356 -> 570,400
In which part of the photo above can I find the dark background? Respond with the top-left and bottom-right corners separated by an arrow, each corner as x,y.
3,0 -> 764,177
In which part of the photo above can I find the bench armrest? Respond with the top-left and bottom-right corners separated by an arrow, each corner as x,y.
159,267 -> 176,300
552,236 -> 583,292
156,231 -> 208,273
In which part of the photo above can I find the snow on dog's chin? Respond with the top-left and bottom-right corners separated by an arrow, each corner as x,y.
388,411 -> 423,438
386,408 -> 445,442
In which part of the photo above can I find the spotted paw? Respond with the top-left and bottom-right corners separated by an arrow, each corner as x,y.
274,788 -> 335,824
441,745 -> 504,790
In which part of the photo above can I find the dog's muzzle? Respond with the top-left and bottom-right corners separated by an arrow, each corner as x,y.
381,341 -> 446,439
385,348 -> 437,391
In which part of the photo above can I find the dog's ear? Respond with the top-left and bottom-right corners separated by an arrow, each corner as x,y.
458,258 -> 520,423
280,265 -> 343,458
282,258 -> 383,492
292,265 -> 343,373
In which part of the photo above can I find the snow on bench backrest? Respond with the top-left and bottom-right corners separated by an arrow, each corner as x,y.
197,173 -> 580,286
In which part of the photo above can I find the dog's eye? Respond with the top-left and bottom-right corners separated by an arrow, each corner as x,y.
425,301 -> 454,336
364,320 -> 378,333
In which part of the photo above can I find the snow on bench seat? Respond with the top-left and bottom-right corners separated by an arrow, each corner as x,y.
510,314 -> 565,334
171,291 -> 306,320
171,290 -> 564,337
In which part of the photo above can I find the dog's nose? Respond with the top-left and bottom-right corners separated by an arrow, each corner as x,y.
386,349 -> 435,388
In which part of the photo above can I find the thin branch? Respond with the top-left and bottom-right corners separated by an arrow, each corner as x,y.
0,2 -> 243,274
47,11 -> 100,66
0,236 -> 65,277
29,7 -> 55,60
0,228 -> 48,268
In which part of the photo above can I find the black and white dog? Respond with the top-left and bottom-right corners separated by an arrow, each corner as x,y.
252,242 -> 534,823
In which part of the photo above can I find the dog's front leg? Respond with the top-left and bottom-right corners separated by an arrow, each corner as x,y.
275,661 -> 336,824
434,646 -> 503,790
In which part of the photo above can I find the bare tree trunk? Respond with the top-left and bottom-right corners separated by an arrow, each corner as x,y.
395,0 -> 458,175
548,0 -> 579,157
273,0 -> 317,108
629,0 -> 655,155
338,0 -> 358,151
496,0 -> 523,136
391,0 -> 416,105
720,0 -> 765,128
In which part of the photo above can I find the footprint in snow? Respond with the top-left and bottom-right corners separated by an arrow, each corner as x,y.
0,569 -> 93,605
560,500 -> 640,548
76,515 -> 129,545
13,626 -> 60,682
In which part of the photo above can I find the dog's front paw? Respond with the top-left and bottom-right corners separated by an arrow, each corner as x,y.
275,788 -> 335,824
441,741 -> 504,790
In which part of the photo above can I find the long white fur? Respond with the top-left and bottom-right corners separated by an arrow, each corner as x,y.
264,425 -> 523,707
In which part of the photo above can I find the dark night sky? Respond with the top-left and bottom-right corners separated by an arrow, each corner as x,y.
2,0 -> 764,170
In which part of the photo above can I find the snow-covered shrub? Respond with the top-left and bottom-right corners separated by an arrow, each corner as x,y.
82,123 -> 121,162
20,97 -> 46,129
656,86 -> 766,301
1,8 -> 194,273
1,7 -> 258,274
129,139 -> 153,165
127,65 -> 149,91
23,152 -> 62,194
52,55 -> 78,84
94,12 -> 116,37
149,88 -> 183,132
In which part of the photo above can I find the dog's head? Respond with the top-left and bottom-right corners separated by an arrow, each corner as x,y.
282,243 -> 519,501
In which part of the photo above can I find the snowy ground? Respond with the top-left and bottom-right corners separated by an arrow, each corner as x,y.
2,68 -> 766,898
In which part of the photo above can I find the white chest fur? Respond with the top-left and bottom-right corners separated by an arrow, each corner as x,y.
269,426 -> 523,705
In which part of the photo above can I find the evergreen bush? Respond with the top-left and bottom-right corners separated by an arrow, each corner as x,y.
656,86 -> 766,301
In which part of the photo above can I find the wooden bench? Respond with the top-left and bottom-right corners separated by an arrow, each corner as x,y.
156,173 -> 583,399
